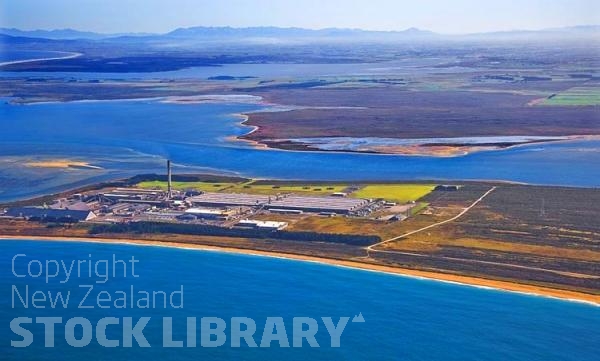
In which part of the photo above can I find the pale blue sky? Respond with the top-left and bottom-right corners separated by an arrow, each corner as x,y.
1,0 -> 598,34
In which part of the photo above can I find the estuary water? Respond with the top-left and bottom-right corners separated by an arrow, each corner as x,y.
1,53 -> 598,199
0,98 -> 599,201
0,57 -> 454,80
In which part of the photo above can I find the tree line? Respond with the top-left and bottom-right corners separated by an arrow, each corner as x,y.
89,221 -> 379,246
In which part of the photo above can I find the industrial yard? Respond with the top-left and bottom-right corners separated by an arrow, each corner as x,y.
0,161 -> 432,235
1,168 -> 599,299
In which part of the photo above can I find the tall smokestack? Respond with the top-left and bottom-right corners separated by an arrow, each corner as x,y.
167,160 -> 172,199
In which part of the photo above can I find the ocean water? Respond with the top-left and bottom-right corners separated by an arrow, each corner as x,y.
0,240 -> 598,360
0,99 -> 599,201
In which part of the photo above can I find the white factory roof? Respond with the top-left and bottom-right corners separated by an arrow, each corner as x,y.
237,219 -> 288,229
114,188 -> 162,194
188,192 -> 271,206
268,195 -> 368,211
185,208 -> 228,215
188,192 -> 369,213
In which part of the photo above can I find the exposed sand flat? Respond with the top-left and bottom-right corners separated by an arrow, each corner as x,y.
24,159 -> 102,169
242,134 -> 600,157
368,144 -> 479,157
160,94 -> 263,104
0,51 -> 82,67
1,235 -> 598,306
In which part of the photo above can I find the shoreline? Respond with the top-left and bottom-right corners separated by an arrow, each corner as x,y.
2,234 -> 598,306
5,93 -> 598,159
0,51 -> 82,67
234,105 -> 600,157
237,131 -> 600,157
23,159 -> 103,170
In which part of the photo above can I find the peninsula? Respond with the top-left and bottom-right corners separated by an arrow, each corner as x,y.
2,172 -> 598,304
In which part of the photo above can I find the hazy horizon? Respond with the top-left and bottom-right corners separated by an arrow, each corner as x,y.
2,23 -> 599,37
1,0 -> 599,35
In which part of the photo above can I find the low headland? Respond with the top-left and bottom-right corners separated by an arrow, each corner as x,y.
1,174 -> 599,305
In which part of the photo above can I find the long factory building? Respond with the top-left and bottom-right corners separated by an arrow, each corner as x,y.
188,193 -> 272,207
188,192 -> 369,214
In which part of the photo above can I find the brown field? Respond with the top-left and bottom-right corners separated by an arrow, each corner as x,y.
242,87 -> 600,143
378,185 -> 600,293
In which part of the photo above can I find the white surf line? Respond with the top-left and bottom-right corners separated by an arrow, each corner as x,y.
367,186 -> 496,253
0,51 -> 82,67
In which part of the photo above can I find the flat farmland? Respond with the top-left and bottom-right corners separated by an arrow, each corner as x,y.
541,86 -> 600,106
138,180 -> 348,195
243,87 -> 600,142
352,184 -> 435,203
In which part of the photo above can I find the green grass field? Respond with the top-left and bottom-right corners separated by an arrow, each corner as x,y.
137,181 -> 239,192
410,202 -> 430,215
137,180 -> 346,195
541,87 -> 600,106
227,183 -> 346,195
138,180 -> 435,201
351,184 -> 435,203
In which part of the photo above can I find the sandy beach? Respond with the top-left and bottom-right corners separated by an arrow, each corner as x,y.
23,159 -> 102,169
238,135 -> 598,157
160,94 -> 263,104
2,234 -> 598,306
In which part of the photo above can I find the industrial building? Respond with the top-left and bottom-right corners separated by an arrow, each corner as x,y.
101,188 -> 166,205
183,207 -> 238,220
269,208 -> 304,215
188,192 -> 369,215
435,185 -> 460,191
266,195 -> 369,214
143,211 -> 185,221
4,160 -> 385,229
236,219 -> 289,231
49,199 -> 92,211
103,203 -> 151,217
188,192 -> 272,208
4,207 -> 97,222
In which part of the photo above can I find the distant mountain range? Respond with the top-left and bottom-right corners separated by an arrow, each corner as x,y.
0,25 -> 598,42
165,26 -> 436,38
0,28 -> 152,40
464,25 -> 600,40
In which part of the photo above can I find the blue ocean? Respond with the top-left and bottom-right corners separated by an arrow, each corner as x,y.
1,240 -> 598,360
